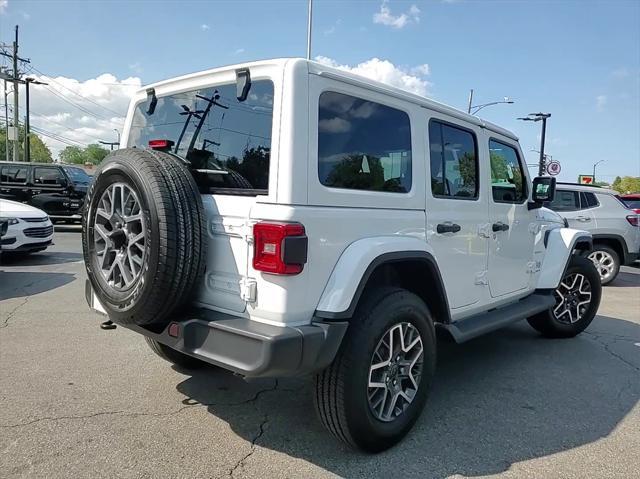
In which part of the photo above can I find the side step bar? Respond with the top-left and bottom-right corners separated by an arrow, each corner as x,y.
441,292 -> 555,343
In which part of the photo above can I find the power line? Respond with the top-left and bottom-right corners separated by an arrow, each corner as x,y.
27,64 -> 126,117
40,83 -> 112,121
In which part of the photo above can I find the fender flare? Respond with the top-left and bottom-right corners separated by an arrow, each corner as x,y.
537,228 -> 592,289
314,236 -> 449,321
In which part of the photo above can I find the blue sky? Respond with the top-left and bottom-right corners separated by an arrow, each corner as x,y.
0,0 -> 638,182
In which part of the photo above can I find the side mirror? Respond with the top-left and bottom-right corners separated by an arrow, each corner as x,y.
529,176 -> 556,209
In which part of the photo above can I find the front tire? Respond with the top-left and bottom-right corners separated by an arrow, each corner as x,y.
314,287 -> 436,452
527,255 -> 601,338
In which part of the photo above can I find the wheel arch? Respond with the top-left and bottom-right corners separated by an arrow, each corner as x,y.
315,237 -> 451,324
591,234 -> 628,264
537,228 -> 592,289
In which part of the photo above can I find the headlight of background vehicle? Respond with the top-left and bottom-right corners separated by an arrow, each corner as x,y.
0,217 -> 19,225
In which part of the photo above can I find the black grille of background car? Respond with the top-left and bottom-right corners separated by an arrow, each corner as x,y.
24,225 -> 54,238
20,217 -> 49,223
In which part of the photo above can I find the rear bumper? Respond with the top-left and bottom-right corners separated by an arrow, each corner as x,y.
85,281 -> 348,378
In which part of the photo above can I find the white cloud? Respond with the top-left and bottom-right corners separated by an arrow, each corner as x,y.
128,62 -> 142,74
373,0 -> 420,29
315,56 -> 432,97
200,24 -> 210,31
18,74 -> 141,160
611,67 -> 629,79
0,0 -> 8,14
596,94 -> 607,111
324,18 -> 342,35
234,48 -> 245,55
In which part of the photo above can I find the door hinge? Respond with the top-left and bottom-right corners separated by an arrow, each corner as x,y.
240,278 -> 257,302
474,270 -> 488,285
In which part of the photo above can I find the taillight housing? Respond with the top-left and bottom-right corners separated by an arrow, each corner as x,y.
626,215 -> 639,227
253,222 -> 308,275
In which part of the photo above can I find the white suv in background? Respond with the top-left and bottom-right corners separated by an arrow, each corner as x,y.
546,183 -> 640,284
0,198 -> 54,254
83,58 -> 602,452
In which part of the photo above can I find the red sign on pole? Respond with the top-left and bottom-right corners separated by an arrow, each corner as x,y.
579,175 -> 594,185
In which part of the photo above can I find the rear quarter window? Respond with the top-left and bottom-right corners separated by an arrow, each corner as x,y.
317,91 -> 412,193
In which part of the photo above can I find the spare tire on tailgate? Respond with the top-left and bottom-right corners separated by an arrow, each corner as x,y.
82,148 -> 206,328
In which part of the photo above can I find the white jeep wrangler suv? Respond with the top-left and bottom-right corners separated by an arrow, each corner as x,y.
83,58 -> 601,452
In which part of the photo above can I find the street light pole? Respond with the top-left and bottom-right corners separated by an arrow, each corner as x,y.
306,0 -> 313,60
467,89 -> 474,114
518,113 -> 551,176
113,128 -> 121,147
593,160 -> 605,182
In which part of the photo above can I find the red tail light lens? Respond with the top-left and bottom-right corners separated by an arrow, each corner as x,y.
148,139 -> 175,150
253,222 -> 307,275
626,215 -> 639,227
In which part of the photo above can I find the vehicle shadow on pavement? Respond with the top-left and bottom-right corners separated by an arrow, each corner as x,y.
609,270 -> 640,288
0,271 -> 76,301
0,251 -> 83,267
175,315 -> 639,478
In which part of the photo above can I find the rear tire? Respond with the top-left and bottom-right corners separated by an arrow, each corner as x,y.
527,255 -> 601,338
587,244 -> 620,285
144,337 -> 205,369
314,287 -> 436,452
82,149 -> 206,328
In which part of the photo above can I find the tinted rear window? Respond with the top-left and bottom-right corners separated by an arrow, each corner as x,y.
128,80 -> 274,195
547,189 -> 580,211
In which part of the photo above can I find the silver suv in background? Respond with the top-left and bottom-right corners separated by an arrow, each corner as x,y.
546,183 -> 640,284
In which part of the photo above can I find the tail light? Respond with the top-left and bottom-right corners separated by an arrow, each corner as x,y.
148,139 -> 175,151
253,222 -> 307,275
626,215 -> 639,227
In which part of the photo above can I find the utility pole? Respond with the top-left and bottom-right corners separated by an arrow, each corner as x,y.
0,25 -> 30,162
3,81 -> 9,162
518,113 -> 551,176
12,26 -> 19,163
24,78 -> 47,162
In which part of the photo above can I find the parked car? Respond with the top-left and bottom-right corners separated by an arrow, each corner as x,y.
0,161 -> 90,222
0,198 -> 54,253
545,183 -> 640,284
619,193 -> 640,214
83,58 -> 601,452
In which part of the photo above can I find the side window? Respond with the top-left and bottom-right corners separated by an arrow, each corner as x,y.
548,189 -> 580,211
34,167 -> 65,186
318,91 -> 412,193
489,139 -> 527,203
429,120 -> 478,199
1,166 -> 28,184
580,192 -> 599,209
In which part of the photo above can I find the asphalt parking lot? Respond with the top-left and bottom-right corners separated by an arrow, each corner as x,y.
1,230 -> 639,479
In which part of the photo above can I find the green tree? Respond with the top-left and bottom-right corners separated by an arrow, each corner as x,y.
611,176 -> 622,191
58,144 -> 109,165
59,146 -> 86,164
0,125 -> 53,163
612,176 -> 640,194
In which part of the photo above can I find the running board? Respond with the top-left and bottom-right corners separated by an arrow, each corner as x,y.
442,292 -> 555,343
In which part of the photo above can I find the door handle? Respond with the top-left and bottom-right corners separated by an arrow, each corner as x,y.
575,216 -> 591,222
492,222 -> 510,232
437,222 -> 461,234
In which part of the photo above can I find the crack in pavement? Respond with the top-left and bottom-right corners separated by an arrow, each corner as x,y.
0,378 -> 298,429
228,414 -> 269,478
584,332 -> 640,373
0,296 -> 30,329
